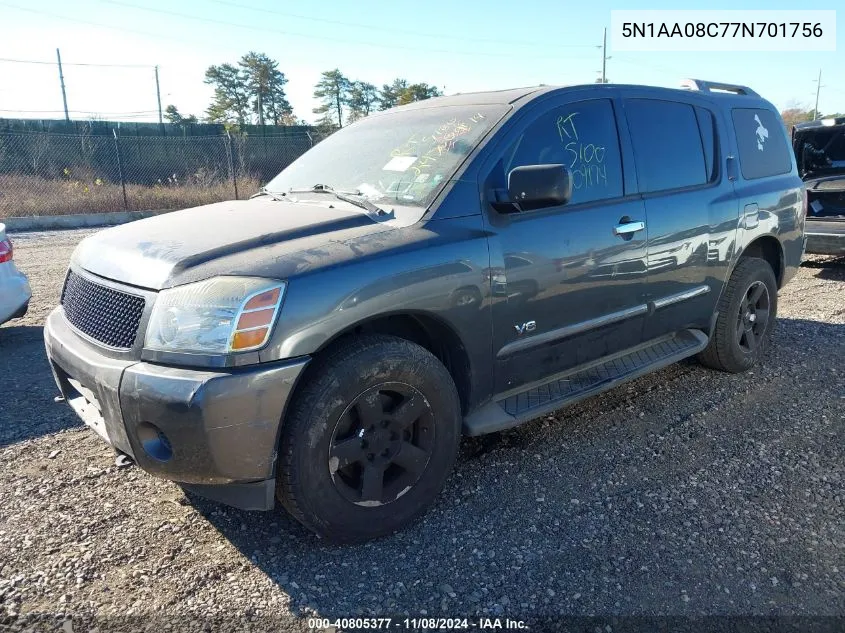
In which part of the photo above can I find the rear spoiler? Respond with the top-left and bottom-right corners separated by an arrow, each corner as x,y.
679,78 -> 758,97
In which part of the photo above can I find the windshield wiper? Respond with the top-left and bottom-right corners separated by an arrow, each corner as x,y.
288,184 -> 393,218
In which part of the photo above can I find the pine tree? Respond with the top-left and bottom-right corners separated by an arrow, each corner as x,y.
313,69 -> 352,128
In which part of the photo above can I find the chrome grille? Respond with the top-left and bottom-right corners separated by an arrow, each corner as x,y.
61,270 -> 145,349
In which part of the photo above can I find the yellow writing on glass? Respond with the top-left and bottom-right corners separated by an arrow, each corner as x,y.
556,112 -> 608,190
390,113 -> 486,177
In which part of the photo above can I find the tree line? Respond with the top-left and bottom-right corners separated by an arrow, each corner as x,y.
165,52 -> 844,131
780,105 -> 845,134
313,70 -> 441,128
165,51 -> 442,128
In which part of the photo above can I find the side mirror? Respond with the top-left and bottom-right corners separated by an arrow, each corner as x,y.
506,164 -> 572,211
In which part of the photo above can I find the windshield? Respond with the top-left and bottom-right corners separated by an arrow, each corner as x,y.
265,104 -> 508,208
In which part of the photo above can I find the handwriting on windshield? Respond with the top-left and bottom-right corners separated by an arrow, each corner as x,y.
556,112 -> 608,190
391,113 -> 487,177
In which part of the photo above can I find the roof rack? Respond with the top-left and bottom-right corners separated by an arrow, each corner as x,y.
679,79 -> 758,97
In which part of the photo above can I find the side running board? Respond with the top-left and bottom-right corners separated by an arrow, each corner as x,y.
462,329 -> 708,436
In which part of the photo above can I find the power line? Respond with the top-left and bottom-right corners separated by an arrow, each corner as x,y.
0,2 -> 200,45
612,55 -> 681,77
96,0 -> 599,59
0,109 -> 160,114
0,56 -> 154,69
0,1 -> 603,72
205,0 -> 601,50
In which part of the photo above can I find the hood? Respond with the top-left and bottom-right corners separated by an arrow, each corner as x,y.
73,198 -> 401,290
792,120 -> 845,182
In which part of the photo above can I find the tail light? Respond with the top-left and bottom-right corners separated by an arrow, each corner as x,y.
0,238 -> 13,263
803,188 -> 809,217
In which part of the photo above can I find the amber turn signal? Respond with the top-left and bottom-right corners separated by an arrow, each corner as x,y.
231,328 -> 270,351
243,287 -> 281,311
236,308 -> 276,331
227,282 -> 285,352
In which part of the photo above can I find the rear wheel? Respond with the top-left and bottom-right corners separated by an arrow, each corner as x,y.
276,334 -> 461,543
698,257 -> 777,373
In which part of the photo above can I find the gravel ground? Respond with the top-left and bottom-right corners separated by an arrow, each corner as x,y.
0,229 -> 843,632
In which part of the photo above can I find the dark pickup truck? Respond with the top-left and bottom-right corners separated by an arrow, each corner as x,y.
794,117 -> 845,255
44,79 -> 805,542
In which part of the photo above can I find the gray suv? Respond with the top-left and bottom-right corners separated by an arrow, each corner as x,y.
44,79 -> 805,543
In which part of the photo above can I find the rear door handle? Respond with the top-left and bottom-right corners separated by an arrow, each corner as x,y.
613,221 -> 646,236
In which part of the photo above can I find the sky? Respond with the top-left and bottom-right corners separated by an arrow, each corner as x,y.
0,0 -> 842,124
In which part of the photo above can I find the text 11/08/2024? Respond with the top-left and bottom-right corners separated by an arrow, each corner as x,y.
307,616 -> 528,630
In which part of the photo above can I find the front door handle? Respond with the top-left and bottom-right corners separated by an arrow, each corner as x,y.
613,221 -> 646,236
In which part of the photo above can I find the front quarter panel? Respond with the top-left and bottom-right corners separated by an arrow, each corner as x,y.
260,209 -> 491,408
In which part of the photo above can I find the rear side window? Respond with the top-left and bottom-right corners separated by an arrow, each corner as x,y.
694,106 -> 717,182
625,99 -> 707,193
731,108 -> 792,180
492,99 -> 624,205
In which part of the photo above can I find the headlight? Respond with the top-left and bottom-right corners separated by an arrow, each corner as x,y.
145,277 -> 285,354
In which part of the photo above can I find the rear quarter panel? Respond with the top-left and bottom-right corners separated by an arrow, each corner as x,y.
728,101 -> 805,287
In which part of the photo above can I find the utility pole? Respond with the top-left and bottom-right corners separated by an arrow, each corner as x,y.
56,48 -> 70,122
154,65 -> 164,129
813,69 -> 824,120
601,27 -> 607,84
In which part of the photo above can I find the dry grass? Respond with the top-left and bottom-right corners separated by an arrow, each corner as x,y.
0,174 -> 262,219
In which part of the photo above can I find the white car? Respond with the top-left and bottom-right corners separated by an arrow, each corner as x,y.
0,223 -> 31,325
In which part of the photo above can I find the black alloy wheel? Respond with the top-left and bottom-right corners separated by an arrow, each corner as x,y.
698,256 -> 778,373
276,334 -> 462,543
735,280 -> 771,353
328,383 -> 435,506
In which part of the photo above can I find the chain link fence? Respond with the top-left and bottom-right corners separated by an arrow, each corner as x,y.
0,130 -> 322,219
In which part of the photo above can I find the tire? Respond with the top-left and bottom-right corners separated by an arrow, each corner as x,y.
276,334 -> 462,543
698,257 -> 778,373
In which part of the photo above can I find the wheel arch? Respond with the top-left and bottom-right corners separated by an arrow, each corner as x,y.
738,235 -> 784,287
303,311 -> 474,416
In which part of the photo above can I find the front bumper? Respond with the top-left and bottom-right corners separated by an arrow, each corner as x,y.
44,307 -> 309,510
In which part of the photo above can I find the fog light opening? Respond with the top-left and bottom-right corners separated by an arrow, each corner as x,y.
137,422 -> 173,462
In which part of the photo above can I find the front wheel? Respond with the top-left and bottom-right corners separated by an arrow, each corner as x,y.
698,257 -> 778,373
276,334 -> 461,543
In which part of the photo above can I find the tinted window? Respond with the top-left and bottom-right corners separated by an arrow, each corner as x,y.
694,106 -> 717,182
492,99 -> 624,205
731,108 -> 792,180
625,99 -> 707,192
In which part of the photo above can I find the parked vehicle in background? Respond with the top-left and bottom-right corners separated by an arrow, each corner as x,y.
0,224 -> 31,326
793,117 -> 845,255
44,79 -> 805,543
